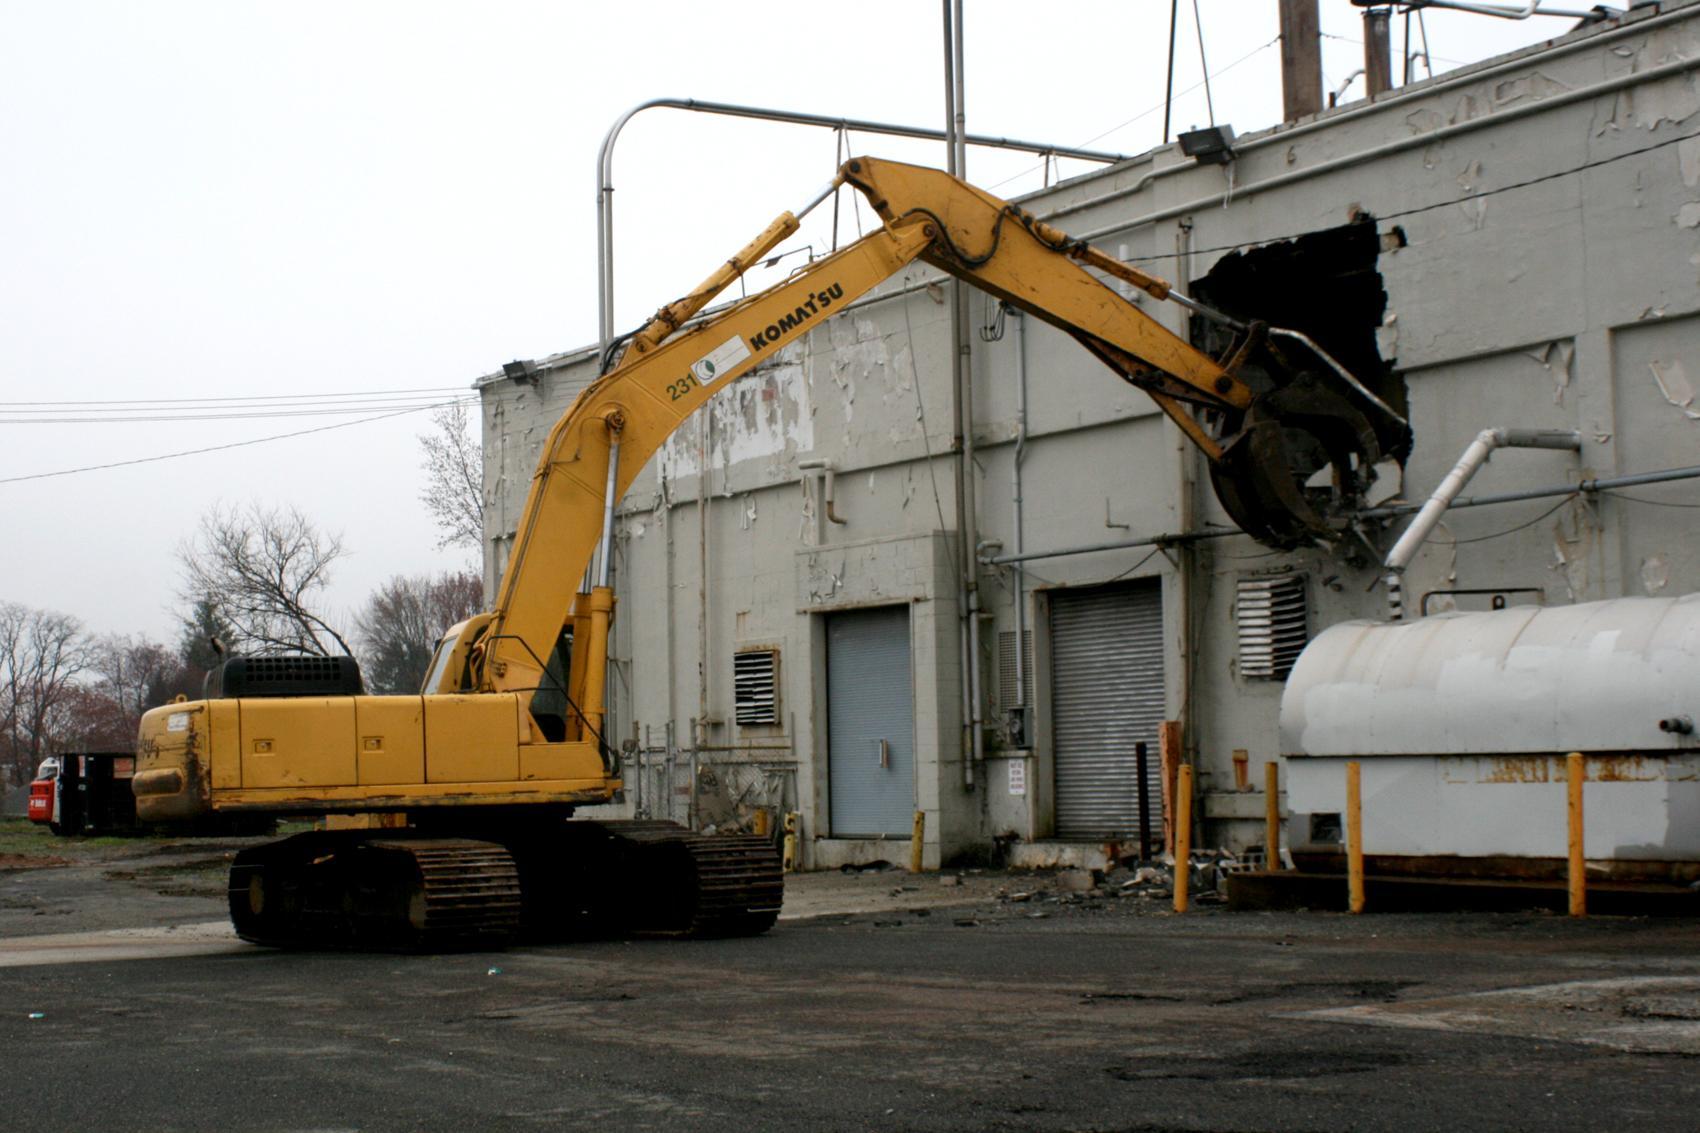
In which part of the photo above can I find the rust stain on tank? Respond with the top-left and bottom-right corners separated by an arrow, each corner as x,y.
1467,753 -> 1678,784
1481,755 -> 1552,783
1591,753 -> 1658,782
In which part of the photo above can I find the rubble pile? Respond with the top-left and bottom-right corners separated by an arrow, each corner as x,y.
992,850 -> 1250,911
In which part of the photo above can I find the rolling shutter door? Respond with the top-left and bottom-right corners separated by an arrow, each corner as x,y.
1050,581 -> 1165,840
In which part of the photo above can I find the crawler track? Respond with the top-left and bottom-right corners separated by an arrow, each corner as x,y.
600,821 -> 785,938
227,820 -> 782,951
229,833 -> 522,950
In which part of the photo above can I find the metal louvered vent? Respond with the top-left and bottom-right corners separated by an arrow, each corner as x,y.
997,630 -> 1033,709
733,648 -> 780,725
1237,574 -> 1308,680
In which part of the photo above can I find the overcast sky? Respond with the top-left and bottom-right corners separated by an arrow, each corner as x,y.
0,1 -> 1565,649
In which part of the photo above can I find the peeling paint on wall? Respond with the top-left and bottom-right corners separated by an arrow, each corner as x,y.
1648,358 -> 1700,419
826,315 -> 897,432
1642,552 -> 1671,594
1680,136 -> 1700,188
657,345 -> 814,481
1526,340 -> 1575,405
802,553 -> 844,603
1456,160 -> 1488,229
1493,72 -> 1570,107
1550,500 -> 1600,601
1605,58 -> 1700,132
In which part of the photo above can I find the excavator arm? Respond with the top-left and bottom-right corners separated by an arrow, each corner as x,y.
469,156 -> 1324,710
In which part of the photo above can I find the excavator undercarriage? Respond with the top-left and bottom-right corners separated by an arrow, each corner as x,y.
227,820 -> 782,950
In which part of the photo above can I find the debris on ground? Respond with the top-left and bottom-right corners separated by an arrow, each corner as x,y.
986,849 -> 1253,912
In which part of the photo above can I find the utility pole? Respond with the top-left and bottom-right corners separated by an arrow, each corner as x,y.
1277,0 -> 1323,121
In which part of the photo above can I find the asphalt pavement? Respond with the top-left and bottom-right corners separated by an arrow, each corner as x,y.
4,859 -> 1700,1132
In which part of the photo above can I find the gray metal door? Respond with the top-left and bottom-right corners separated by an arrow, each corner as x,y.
827,605 -> 914,837
1050,580 -> 1165,840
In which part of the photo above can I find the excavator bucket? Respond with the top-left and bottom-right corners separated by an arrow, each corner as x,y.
1205,335 -> 1408,550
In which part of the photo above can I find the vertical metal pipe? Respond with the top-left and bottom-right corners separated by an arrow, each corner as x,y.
1175,223 -> 1198,767
1012,307 -> 1028,737
1135,741 -> 1151,860
1264,761 -> 1282,870
1173,764 -> 1193,913
943,0 -> 980,791
1163,0 -> 1180,142
1567,751 -> 1587,917
697,411 -> 710,772
1346,761 -> 1365,913
950,0 -> 966,174
1364,7 -> 1393,96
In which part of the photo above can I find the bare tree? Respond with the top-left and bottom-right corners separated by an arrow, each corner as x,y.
418,400 -> 484,551
178,503 -> 353,657
0,602 -> 92,783
354,571 -> 484,694
60,636 -> 184,748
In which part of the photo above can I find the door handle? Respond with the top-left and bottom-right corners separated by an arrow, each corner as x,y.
875,738 -> 890,769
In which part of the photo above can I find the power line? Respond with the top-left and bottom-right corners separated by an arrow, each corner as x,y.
2,396 -> 477,425
0,384 -> 471,408
0,404 -> 445,486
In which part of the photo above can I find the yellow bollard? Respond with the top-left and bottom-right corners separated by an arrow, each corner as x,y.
1173,764 -> 1193,913
1265,761 -> 1282,871
910,809 -> 926,873
1346,760 -> 1365,914
752,808 -> 771,838
782,811 -> 800,872
1568,752 -> 1586,917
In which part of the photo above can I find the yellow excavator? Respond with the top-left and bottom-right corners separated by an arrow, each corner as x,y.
132,157 -> 1397,949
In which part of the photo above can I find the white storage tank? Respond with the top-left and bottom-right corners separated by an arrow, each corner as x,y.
1279,594 -> 1700,881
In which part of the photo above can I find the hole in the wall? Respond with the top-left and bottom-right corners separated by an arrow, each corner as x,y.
1189,216 -> 1412,548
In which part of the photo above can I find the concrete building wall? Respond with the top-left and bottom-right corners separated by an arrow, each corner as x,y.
479,2 -> 1700,866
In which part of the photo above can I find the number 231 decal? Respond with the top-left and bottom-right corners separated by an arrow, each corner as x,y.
666,374 -> 698,401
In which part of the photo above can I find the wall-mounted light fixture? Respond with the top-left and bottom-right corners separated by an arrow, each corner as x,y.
1178,125 -> 1236,166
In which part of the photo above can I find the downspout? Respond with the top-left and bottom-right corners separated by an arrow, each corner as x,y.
696,410 -> 711,812
1382,427 -> 1581,619
1011,306 -> 1029,745
1174,222 -> 1199,762
798,460 -> 846,527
